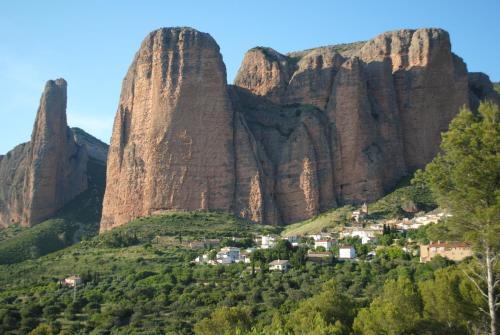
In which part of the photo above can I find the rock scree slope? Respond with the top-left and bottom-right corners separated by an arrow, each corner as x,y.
101,27 -> 499,230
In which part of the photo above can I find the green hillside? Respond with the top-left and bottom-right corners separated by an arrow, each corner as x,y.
282,206 -> 353,237
0,160 -> 437,264
104,211 -> 277,244
0,208 -> 482,335
366,178 -> 436,220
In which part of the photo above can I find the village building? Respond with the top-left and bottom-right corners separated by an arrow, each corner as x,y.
308,234 -> 323,241
269,259 -> 291,272
194,254 -> 209,264
188,241 -> 206,249
420,242 -> 472,263
61,275 -> 82,287
340,226 -> 382,244
239,251 -> 252,264
195,246 -> 255,265
352,203 -> 368,222
285,235 -> 299,246
387,210 -> 453,232
397,219 -> 422,231
414,210 -> 452,225
216,247 -> 240,264
307,251 -> 333,264
285,235 -> 299,243
339,245 -> 356,259
261,235 -> 277,249
314,239 -> 332,250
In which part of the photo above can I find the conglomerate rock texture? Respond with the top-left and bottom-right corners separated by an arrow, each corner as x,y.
0,79 -> 107,228
234,28 -> 479,207
0,143 -> 31,227
100,28 -> 236,231
101,27 -> 499,229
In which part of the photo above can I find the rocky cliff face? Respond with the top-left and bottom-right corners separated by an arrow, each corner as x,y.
102,27 -> 499,229
229,87 -> 336,224
234,28 -> 489,208
22,79 -> 89,225
72,127 -> 108,162
358,29 -> 470,171
100,28 -> 236,231
0,79 -> 105,228
0,143 -> 30,227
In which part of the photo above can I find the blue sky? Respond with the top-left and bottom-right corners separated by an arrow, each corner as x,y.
1,0 -> 499,154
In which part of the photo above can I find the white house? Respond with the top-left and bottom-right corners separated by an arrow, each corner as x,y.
239,251 -> 252,264
261,235 -> 276,249
340,227 -> 382,244
194,254 -> 210,264
285,235 -> 299,243
216,247 -> 240,264
339,245 -> 356,259
269,259 -> 291,272
217,257 -> 233,265
314,239 -> 332,250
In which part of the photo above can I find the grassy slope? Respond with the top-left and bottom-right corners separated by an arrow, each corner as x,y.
0,158 -> 105,264
282,206 -> 353,237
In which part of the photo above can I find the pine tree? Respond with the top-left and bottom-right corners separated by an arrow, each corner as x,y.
415,102 -> 500,334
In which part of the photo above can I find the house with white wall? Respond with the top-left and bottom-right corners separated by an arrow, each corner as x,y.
339,245 -> 356,259
269,259 -> 291,271
314,239 -> 332,250
261,235 -> 277,249
216,247 -> 240,264
340,227 -> 382,244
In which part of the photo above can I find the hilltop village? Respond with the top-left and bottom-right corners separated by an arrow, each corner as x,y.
191,205 -> 471,271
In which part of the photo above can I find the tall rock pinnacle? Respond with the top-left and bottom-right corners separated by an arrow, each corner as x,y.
100,27 -> 235,231
0,79 -> 89,227
23,79 -> 88,225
